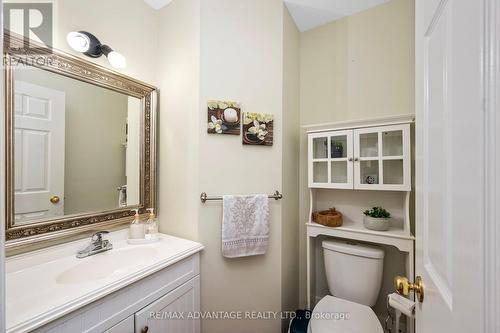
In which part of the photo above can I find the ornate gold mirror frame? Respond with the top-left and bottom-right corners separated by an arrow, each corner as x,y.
4,31 -> 157,250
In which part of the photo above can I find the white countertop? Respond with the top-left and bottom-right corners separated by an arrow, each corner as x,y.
6,230 -> 204,333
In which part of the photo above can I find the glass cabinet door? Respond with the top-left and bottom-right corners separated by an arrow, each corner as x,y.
309,131 -> 353,188
354,124 -> 410,190
310,136 -> 329,186
358,132 -> 380,185
329,132 -> 352,188
382,129 -> 405,185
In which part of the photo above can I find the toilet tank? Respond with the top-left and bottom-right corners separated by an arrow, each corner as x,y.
322,240 -> 384,307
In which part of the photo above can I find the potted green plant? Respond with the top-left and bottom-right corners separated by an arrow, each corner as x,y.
331,141 -> 344,158
363,206 -> 391,231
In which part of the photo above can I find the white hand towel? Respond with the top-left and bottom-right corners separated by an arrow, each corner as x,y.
222,194 -> 269,258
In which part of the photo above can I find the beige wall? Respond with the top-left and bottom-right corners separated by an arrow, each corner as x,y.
281,6 -> 300,331
15,67 -> 128,215
298,0 -> 415,307
299,0 -> 415,124
156,0 -> 294,332
156,0 -> 201,241
197,1 -> 284,332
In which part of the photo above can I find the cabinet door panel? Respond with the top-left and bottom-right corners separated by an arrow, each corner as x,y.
329,131 -> 353,189
309,134 -> 329,187
354,124 -> 410,191
308,130 -> 353,189
135,276 -> 200,333
104,316 -> 134,333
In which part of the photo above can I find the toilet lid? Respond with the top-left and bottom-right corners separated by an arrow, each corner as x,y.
309,296 -> 383,333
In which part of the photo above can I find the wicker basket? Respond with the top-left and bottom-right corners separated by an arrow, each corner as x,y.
312,208 -> 343,227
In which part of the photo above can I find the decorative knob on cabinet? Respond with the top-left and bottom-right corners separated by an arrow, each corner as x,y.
141,326 -> 149,333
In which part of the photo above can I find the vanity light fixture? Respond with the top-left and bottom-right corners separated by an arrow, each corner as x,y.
66,31 -> 127,69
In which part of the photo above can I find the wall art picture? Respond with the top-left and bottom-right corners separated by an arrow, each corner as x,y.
207,100 -> 241,135
242,112 -> 273,146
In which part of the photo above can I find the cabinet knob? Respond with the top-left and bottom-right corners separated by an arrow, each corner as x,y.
348,157 -> 353,162
354,158 -> 359,162
141,326 -> 149,333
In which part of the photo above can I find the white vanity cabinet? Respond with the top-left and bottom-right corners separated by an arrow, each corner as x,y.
308,123 -> 411,191
102,276 -> 200,333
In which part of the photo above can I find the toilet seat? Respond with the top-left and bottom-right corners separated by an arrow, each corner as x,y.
308,296 -> 383,333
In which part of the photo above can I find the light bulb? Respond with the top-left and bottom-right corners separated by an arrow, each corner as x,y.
107,51 -> 127,69
66,31 -> 90,52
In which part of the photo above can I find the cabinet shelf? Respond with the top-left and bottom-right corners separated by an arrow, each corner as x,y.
307,221 -> 414,244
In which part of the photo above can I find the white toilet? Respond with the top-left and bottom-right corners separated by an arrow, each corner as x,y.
308,239 -> 385,333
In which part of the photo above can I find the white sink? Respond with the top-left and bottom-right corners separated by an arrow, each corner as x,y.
6,230 -> 204,333
56,247 -> 159,284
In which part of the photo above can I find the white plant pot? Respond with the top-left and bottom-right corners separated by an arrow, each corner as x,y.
363,216 -> 390,231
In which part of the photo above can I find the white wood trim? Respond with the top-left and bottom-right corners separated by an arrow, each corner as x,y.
303,114 -> 415,133
483,0 -> 500,331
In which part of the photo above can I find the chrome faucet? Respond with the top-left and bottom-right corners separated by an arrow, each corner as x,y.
76,231 -> 113,258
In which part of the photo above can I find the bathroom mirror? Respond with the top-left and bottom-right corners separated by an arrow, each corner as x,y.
4,31 -> 157,248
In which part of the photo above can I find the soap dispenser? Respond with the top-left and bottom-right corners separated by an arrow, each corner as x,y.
129,209 -> 145,239
145,208 -> 159,240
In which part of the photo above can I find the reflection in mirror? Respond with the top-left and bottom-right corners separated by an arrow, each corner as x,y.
13,66 -> 141,225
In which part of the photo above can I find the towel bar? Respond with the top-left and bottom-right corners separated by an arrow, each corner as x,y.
200,190 -> 283,203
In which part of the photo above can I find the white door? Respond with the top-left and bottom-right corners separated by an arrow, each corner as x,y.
415,0 -> 484,332
126,97 -> 140,206
14,81 -> 65,223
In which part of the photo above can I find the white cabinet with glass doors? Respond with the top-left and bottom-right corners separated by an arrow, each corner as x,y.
308,124 -> 410,191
